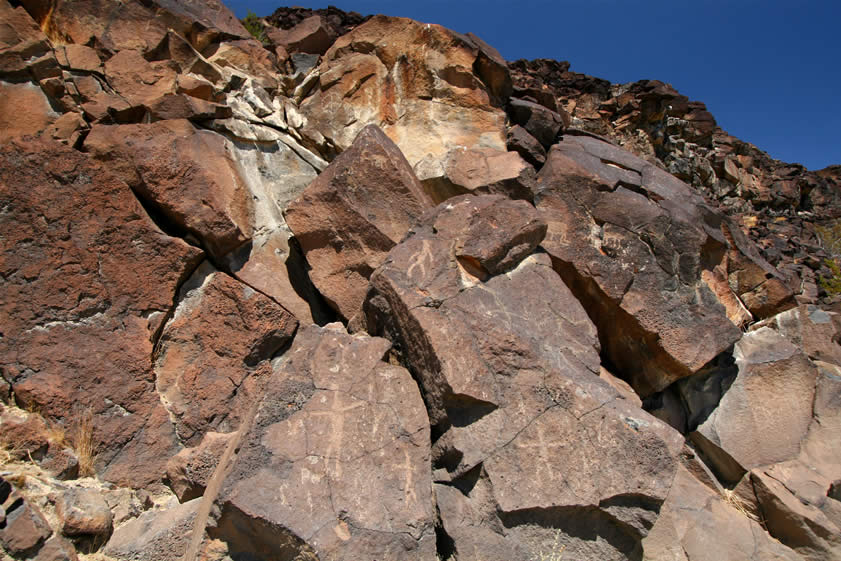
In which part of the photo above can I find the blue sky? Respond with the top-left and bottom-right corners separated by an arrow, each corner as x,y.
228,1 -> 841,171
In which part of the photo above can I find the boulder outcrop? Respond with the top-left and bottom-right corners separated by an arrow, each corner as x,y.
364,194 -> 684,560
0,2 -> 838,561
537,134 -> 793,395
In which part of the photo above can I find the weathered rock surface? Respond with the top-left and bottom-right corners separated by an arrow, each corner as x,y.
84,120 -> 253,259
285,124 -> 433,320
1,477 -> 52,555
0,138 -> 203,487
154,265 -> 297,446
642,464 -> 800,561
415,147 -> 537,204
56,488 -> 113,536
165,431 -> 233,502
204,324 -> 436,561
509,58 -> 841,306
364,194 -> 683,560
682,319 -> 841,560
537,134 -> 792,395
297,15 -> 510,164
104,499 -> 201,561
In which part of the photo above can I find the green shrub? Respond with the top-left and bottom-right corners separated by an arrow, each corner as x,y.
242,10 -> 267,44
816,221 -> 841,295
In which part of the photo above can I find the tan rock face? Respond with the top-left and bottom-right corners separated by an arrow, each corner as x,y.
686,321 -> 841,560
364,194 -> 683,560
208,325 -> 436,561
155,266 -> 298,446
285,124 -> 432,320
0,138 -> 203,487
298,15 -> 510,164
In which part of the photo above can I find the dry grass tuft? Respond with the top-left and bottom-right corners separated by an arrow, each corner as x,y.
73,407 -> 97,477
721,488 -> 761,523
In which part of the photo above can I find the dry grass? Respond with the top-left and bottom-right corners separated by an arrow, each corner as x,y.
721,488 -> 760,523
73,407 -> 97,477
533,530 -> 567,561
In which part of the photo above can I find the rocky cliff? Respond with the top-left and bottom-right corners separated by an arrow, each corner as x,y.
1,2 -> 839,561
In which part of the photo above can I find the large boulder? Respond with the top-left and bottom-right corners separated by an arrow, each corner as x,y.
0,138 -> 203,488
364,194 -> 683,560
154,264 -> 298,446
86,119 -> 322,324
686,320 -> 841,560
642,464 -> 800,561
536,135 -> 793,396
201,324 -> 436,561
285,124 -> 433,320
297,15 -> 510,164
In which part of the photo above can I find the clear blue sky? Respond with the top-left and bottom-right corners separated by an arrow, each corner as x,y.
228,0 -> 841,171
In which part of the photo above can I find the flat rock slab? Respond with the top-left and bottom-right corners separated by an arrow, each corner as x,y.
154,265 -> 298,446
285,124 -> 432,320
206,324 -> 436,561
0,138 -> 203,487
363,194 -> 683,561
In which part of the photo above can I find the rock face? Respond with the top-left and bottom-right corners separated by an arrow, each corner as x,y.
0,138 -> 203,488
297,15 -> 510,164
364,194 -> 683,560
1,2 -> 839,561
204,324 -> 436,561
154,265 -> 298,446
285,125 -> 433,320
537,134 -> 792,395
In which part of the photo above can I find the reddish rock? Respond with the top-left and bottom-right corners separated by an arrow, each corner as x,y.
508,96 -> 565,148
266,15 -> 332,55
298,15 -> 509,164
154,266 -> 297,445
206,325 -> 436,561
0,81 -> 59,141
103,49 -> 178,109
165,431 -> 233,502
33,535 -> 79,561
0,0 -> 54,79
642,465 -> 800,561
285,124 -> 432,320
414,147 -> 537,204
364,194 -> 683,560
0,138 -> 203,487
85,119 -> 253,259
0,477 -> 52,555
55,44 -> 101,72
146,93 -> 232,121
203,39 -> 280,90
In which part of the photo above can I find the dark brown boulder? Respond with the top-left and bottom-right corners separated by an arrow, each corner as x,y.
266,15 -> 332,55
0,138 -> 203,487
204,324 -> 436,561
509,96 -> 566,148
364,194 -> 683,560
507,123 -> 547,168
85,120 -> 253,260
536,135 -> 792,395
285,124 -> 433,320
